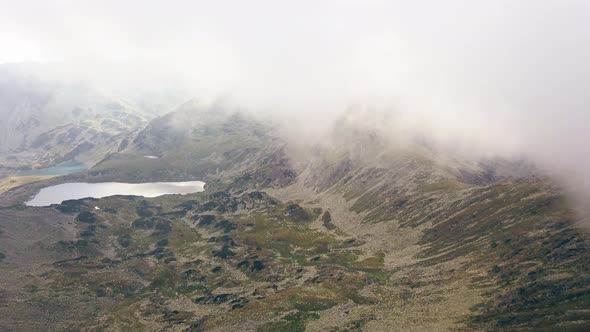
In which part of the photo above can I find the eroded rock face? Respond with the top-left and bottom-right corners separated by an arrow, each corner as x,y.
321,210 -> 335,230
283,203 -> 312,222
229,149 -> 297,192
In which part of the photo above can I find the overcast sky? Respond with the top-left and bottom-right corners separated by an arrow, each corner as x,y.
1,0 -> 590,201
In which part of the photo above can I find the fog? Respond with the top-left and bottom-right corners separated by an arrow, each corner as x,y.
2,1 -> 590,211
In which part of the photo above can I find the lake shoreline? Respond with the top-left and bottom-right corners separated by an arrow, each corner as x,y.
26,181 -> 207,206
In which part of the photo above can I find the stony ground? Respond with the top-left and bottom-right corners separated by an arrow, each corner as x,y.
1,169 -> 589,331
1,107 -> 589,331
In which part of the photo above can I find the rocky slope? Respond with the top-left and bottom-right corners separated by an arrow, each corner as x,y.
0,64 -> 164,171
88,100 -> 294,187
0,105 -> 588,331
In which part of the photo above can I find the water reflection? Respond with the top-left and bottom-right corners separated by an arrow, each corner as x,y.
26,181 -> 206,206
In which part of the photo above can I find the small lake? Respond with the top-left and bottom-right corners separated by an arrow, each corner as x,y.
17,162 -> 88,176
26,181 -> 206,206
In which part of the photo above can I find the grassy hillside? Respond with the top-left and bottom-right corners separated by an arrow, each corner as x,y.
0,107 -> 588,331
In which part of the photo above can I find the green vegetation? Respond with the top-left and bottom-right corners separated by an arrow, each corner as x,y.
418,180 -> 467,193
27,189 -> 391,330
258,311 -> 320,332
6,157 -> 590,331
76,211 -> 98,223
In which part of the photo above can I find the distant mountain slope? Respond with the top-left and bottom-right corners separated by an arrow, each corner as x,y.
0,64 -> 165,170
0,104 -> 588,331
286,141 -> 590,330
90,101 -> 296,188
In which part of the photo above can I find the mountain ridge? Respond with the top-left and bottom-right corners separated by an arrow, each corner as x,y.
0,102 -> 588,331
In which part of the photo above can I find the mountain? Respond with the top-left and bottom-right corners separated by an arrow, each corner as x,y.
0,64 -> 172,172
88,100 -> 295,188
0,104 -> 588,331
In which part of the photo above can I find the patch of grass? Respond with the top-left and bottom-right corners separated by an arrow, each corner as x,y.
258,311 -> 320,332
356,252 -> 385,270
418,180 -> 467,193
0,175 -> 54,193
150,266 -> 179,292
234,213 -> 339,265
102,301 -> 147,331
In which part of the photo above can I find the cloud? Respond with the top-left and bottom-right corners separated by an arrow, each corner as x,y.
1,0 -> 590,211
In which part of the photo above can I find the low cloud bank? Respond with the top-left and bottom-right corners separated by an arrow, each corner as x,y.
1,0 -> 589,218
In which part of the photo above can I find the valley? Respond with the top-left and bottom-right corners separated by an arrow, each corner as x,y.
0,104 -> 589,331
2,3 -> 590,330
